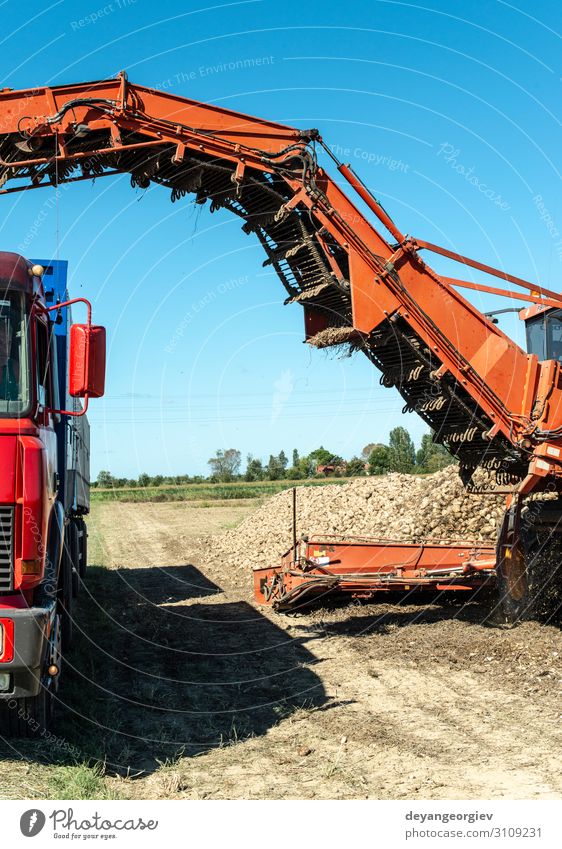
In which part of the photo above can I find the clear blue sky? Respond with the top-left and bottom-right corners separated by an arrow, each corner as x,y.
0,0 -> 560,478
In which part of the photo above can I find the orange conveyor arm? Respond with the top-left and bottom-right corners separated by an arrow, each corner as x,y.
0,72 -> 561,493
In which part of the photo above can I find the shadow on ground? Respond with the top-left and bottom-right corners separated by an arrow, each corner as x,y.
289,587 -> 506,639
0,564 -> 326,777
293,582 -> 561,638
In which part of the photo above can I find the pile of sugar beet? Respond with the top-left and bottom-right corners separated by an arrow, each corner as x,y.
206,466 -> 505,572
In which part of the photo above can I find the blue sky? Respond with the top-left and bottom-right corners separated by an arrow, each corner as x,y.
0,0 -> 560,477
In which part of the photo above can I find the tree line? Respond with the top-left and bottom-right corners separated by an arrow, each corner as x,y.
95,427 -> 454,488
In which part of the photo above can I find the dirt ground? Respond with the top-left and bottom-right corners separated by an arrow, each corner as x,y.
2,499 -> 562,800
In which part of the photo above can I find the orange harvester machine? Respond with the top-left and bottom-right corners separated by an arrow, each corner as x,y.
0,73 -> 561,617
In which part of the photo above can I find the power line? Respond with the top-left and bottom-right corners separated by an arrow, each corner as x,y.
92,406 -> 412,426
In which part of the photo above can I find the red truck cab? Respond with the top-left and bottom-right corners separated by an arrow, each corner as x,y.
0,252 -> 105,736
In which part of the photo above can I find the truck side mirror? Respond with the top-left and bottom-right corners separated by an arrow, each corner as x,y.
69,324 -> 106,398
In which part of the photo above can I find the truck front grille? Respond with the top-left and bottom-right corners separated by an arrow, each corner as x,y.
0,506 -> 14,592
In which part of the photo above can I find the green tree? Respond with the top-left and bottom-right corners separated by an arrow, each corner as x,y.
208,448 -> 242,482
308,446 -> 334,467
426,448 -> 454,472
138,473 -> 151,487
388,427 -> 416,473
416,433 -> 433,470
416,432 -> 455,473
245,455 -> 264,481
278,450 -> 288,471
308,447 -> 343,474
346,456 -> 366,476
298,454 -> 317,478
96,470 -> 113,488
266,454 -> 283,480
368,444 -> 390,475
292,448 -> 299,467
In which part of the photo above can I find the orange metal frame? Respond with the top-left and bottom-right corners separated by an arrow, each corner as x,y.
0,73 -> 559,495
254,536 -> 496,609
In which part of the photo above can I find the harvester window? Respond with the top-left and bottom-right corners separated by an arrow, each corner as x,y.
0,292 -> 29,415
547,314 -> 562,363
525,316 -> 546,360
525,309 -> 562,364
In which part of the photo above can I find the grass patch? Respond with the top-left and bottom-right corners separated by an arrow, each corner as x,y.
47,762 -> 118,800
91,478 -> 352,504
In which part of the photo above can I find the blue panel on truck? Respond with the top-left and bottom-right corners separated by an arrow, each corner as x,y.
32,259 -> 69,331
32,259 -> 69,404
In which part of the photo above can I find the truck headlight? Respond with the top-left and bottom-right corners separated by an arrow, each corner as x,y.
0,673 -> 10,692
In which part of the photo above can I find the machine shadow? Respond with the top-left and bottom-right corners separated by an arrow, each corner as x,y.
295,590 -> 560,638
0,564 -> 327,777
290,589 -> 504,639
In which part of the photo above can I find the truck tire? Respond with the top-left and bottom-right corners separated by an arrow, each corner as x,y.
498,501 -> 562,624
77,517 -> 88,579
0,687 -> 54,738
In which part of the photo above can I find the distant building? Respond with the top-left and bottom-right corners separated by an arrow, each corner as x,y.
316,462 -> 348,476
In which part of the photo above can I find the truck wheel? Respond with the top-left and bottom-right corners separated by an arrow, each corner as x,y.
498,501 -> 562,624
77,517 -> 88,579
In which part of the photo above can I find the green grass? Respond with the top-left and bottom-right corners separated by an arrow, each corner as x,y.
91,477 -> 353,503
48,762 -> 118,800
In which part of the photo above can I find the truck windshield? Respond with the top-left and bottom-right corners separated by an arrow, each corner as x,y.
0,292 -> 29,415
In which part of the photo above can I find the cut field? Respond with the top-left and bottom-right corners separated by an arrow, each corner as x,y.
90,477 -> 351,503
0,499 -> 561,800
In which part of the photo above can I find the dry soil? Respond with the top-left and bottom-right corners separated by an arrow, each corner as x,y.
61,497 -> 562,800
